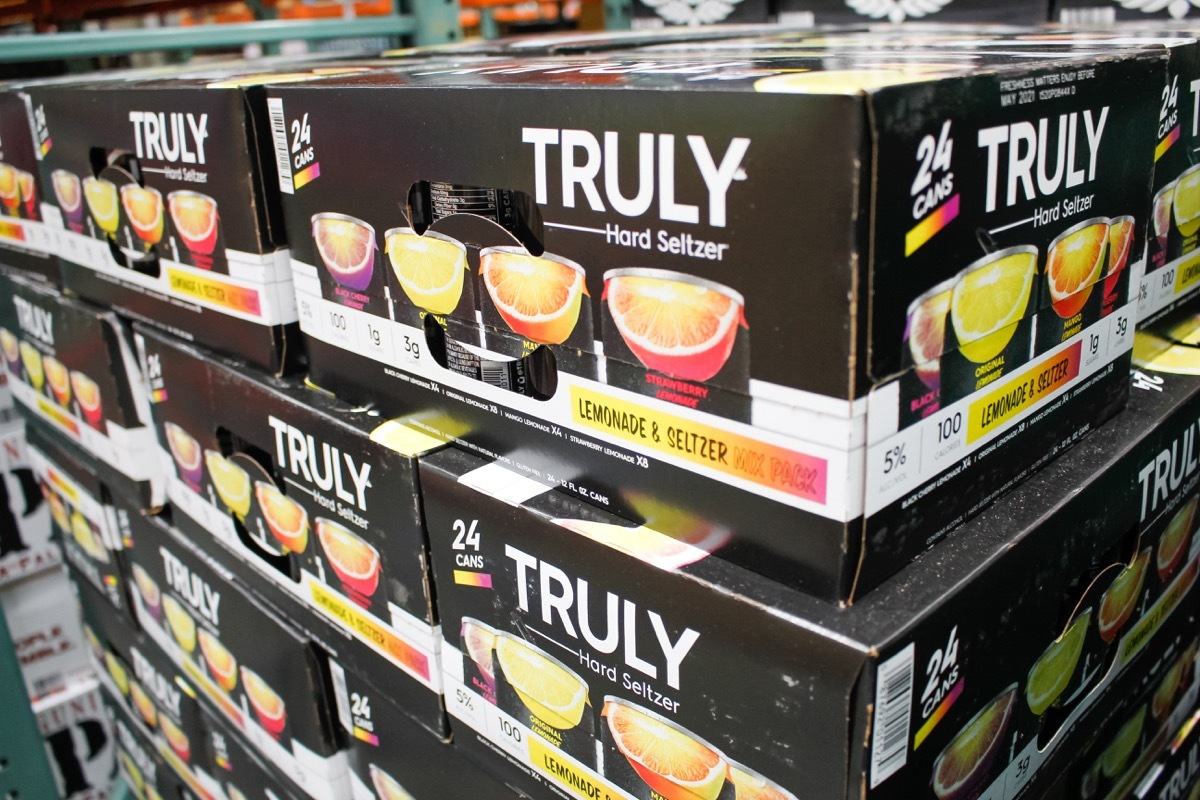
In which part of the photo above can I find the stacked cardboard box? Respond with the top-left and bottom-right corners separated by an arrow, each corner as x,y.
15,25 -> 1200,800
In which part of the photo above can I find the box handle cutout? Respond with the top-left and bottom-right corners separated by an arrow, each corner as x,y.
211,428 -> 293,580
423,314 -> 558,400
408,181 -> 544,255
90,150 -> 161,279
1034,524 -> 1145,750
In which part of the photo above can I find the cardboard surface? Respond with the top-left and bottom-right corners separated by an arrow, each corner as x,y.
270,46 -> 1156,600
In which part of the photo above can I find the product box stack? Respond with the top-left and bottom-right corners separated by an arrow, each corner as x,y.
254,28 -> 1200,800
11,23 -> 1200,800
0,56 -> 547,800
0,90 -> 113,790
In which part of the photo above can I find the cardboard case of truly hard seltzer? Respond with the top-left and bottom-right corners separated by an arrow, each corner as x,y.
133,322 -> 448,736
121,507 -> 349,800
0,268 -> 163,509
648,26 -> 1200,330
20,66 -> 309,374
119,636 -> 217,799
327,661 -> 535,800
26,420 -> 135,626
1016,28 -> 1200,330
0,84 -> 58,282
201,700 -> 310,800
1127,704 -> 1200,800
102,680 -> 199,800
1094,29 -> 1200,334
71,569 -> 217,799
421,352 -> 1200,800
270,46 -> 1159,602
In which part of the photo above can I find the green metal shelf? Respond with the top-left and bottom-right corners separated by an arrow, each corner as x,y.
0,595 -> 63,800
0,15 -> 469,61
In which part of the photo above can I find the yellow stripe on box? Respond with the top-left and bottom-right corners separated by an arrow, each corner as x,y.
1157,126 -> 1181,162
967,342 -> 1081,444
309,580 -> 431,681
353,726 -> 379,745
158,741 -> 215,800
167,268 -> 263,317
571,385 -> 827,503
1120,556 -> 1198,665
293,162 -> 320,189
453,570 -> 493,588
0,220 -> 25,242
1174,251 -> 1200,295
528,737 -> 619,800
44,467 -> 79,503
38,396 -> 80,437
912,678 -> 963,750
905,194 -> 960,257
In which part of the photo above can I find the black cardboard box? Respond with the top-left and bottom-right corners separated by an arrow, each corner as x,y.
0,268 -> 163,508
201,701 -> 308,800
135,323 -> 448,737
22,68 -> 305,374
1060,640 -> 1200,800
103,681 -> 199,800
328,661 -> 535,799
121,508 -> 350,799
29,421 -> 135,626
71,571 -> 212,792
271,45 -> 1158,601
1134,703 -> 1200,800
421,350 -> 1200,800
0,85 -> 58,282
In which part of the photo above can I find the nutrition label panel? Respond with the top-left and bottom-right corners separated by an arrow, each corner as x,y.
865,304 -> 1135,517
1140,251 -> 1200,324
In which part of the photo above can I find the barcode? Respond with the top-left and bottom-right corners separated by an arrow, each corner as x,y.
482,362 -> 511,391
266,98 -> 294,195
870,644 -> 915,788
19,93 -> 41,162
1059,7 -> 1116,24
328,659 -> 353,733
